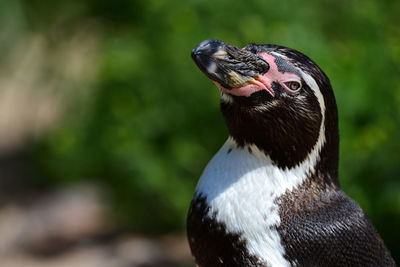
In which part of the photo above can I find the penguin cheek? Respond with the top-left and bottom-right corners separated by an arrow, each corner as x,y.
271,82 -> 283,96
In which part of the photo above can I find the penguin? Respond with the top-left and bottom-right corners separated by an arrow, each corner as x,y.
187,39 -> 396,267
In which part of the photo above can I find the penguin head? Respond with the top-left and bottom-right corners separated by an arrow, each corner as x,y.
192,39 -> 338,171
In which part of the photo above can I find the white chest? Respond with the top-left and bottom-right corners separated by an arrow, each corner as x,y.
195,138 -> 312,267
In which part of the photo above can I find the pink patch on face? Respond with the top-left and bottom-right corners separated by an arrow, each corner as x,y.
217,52 -> 301,97
259,52 -> 300,84
214,81 -> 270,97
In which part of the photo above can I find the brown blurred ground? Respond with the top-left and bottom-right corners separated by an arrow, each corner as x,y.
0,179 -> 193,267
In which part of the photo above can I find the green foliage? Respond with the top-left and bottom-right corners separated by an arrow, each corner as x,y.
4,0 -> 399,259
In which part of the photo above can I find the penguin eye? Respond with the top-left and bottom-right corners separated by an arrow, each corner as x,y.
281,80 -> 302,93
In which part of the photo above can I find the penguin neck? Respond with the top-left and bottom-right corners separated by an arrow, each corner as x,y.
231,129 -> 340,190
196,130 -> 339,206
220,96 -> 340,189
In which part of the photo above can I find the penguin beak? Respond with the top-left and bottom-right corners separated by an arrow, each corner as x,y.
191,39 -> 270,90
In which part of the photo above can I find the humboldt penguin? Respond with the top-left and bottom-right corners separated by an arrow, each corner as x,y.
187,39 -> 396,267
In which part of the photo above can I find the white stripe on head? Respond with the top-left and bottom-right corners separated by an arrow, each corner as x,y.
298,69 -> 326,173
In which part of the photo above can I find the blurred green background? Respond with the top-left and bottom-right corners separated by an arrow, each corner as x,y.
0,0 -> 399,263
